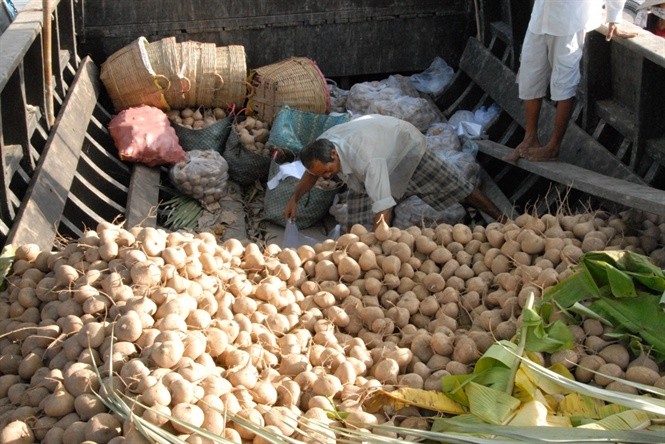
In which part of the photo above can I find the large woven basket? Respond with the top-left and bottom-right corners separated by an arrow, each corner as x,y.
100,37 -> 170,112
180,41 -> 224,108
213,45 -> 248,109
247,57 -> 330,125
146,37 -> 192,110
145,38 -> 224,109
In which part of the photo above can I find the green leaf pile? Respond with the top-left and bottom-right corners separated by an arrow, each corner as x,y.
543,250 -> 665,362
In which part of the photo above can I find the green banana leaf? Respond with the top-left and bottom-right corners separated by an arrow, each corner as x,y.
590,292 -> 665,361
542,250 -> 665,362
522,304 -> 576,353
583,250 -> 665,293
442,340 -> 519,404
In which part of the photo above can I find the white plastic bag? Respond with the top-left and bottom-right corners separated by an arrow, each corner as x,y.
345,75 -> 442,131
426,122 -> 461,153
410,56 -> 455,97
327,224 -> 341,240
474,103 -> 501,130
283,220 -> 319,248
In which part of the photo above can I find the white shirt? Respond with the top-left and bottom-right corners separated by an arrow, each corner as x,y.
528,0 -> 626,36
318,114 -> 426,214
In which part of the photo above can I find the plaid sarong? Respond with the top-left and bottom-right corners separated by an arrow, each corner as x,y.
345,149 -> 473,231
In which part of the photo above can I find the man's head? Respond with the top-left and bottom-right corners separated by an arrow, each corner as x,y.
300,138 -> 341,179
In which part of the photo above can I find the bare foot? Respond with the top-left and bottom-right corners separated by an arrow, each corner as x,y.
504,147 -> 524,161
523,145 -> 559,162
503,137 -> 541,161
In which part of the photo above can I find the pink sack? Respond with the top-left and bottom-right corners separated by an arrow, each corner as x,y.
108,105 -> 187,167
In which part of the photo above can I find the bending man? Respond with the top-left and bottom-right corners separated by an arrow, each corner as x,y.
284,114 -> 506,231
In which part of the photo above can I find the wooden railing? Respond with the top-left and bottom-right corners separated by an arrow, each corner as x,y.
0,0 -> 158,250
0,0 -> 78,245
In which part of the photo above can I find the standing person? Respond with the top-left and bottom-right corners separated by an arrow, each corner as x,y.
283,114 -> 507,231
506,0 -> 637,162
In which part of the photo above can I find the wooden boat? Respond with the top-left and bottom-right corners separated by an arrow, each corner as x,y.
1,0 -> 664,250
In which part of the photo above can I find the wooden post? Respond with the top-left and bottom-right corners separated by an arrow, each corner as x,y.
43,0 -> 54,127
474,0 -> 481,40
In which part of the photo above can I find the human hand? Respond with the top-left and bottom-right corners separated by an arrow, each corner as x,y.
606,23 -> 638,41
284,198 -> 298,223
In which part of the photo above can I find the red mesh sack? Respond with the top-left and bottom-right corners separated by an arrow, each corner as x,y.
108,105 -> 186,167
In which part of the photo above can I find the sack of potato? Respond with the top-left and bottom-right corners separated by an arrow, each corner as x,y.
167,106 -> 233,152
168,149 -> 230,205
222,115 -> 272,186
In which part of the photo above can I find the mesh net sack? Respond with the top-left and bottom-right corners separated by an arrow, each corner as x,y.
222,125 -> 272,186
169,150 -> 229,205
263,160 -> 341,229
108,105 -> 186,167
172,114 -> 233,152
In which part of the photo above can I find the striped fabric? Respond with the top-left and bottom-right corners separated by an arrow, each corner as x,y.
345,149 -> 473,231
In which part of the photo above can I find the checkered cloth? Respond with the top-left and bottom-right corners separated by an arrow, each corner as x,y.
345,149 -> 474,231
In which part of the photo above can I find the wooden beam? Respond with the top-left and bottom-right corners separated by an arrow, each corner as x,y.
125,164 -> 160,229
476,140 -> 665,216
477,166 -> 515,220
6,56 -> 99,250
0,0 -> 57,91
596,22 -> 665,71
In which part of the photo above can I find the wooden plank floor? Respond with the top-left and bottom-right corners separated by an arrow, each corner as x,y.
477,140 -> 665,216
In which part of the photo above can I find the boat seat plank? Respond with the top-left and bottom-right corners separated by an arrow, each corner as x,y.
6,57 -> 100,250
457,37 -> 644,185
125,165 -> 160,229
477,167 -> 515,220
476,140 -> 665,216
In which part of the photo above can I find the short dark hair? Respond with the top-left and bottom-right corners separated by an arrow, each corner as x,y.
300,138 -> 335,168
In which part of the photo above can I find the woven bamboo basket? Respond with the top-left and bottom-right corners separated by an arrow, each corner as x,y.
145,39 -> 224,109
146,37 -> 192,110
247,57 -> 330,125
100,36 -> 170,112
212,45 -> 248,109
179,41 -> 224,108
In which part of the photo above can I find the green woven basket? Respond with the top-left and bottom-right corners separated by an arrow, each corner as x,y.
171,115 -> 233,153
263,160 -> 341,229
